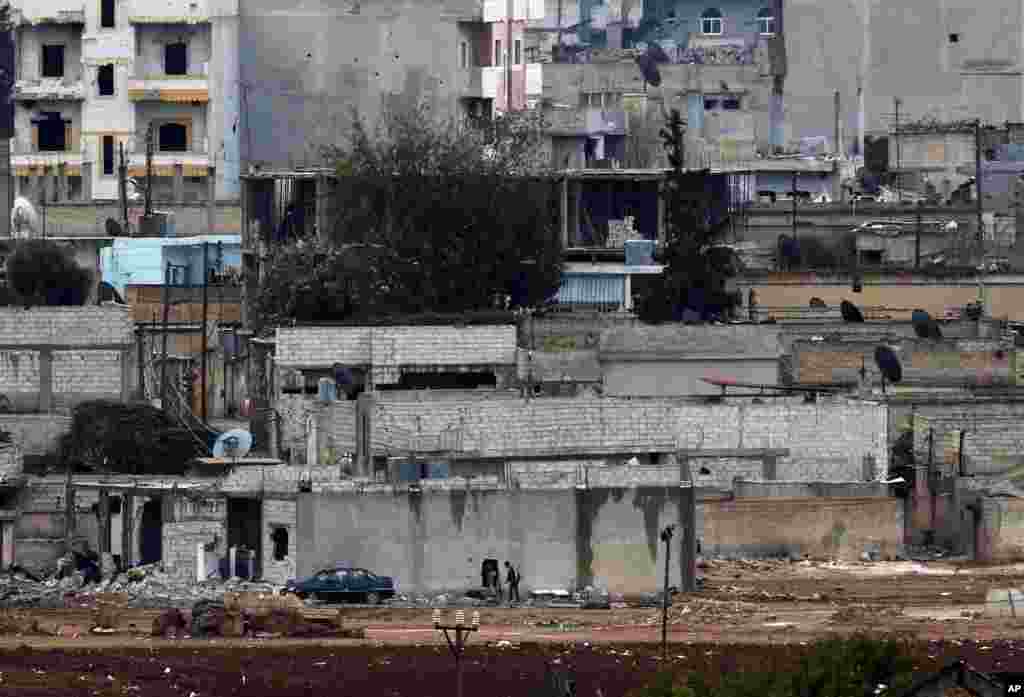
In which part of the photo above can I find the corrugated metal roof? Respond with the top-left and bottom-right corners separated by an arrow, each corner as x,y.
556,273 -> 624,306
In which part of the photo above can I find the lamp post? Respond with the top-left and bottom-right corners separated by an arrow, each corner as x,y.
433,609 -> 480,697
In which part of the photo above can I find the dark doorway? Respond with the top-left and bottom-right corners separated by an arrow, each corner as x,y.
158,122 -> 188,152
227,498 -> 262,578
165,42 -> 188,75
36,112 -> 66,152
102,135 -> 114,175
139,498 -> 163,565
100,0 -> 115,28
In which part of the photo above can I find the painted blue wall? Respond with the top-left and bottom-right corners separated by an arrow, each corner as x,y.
101,236 -> 241,293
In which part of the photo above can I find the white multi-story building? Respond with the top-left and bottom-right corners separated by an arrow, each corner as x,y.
10,0 -> 240,204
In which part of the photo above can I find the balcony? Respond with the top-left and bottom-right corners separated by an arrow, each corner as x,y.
127,76 -> 210,104
11,140 -> 86,177
11,6 -> 85,26
126,138 -> 210,177
13,78 -> 85,101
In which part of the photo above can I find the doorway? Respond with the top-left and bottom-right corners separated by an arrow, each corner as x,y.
139,497 -> 163,565
227,498 -> 262,579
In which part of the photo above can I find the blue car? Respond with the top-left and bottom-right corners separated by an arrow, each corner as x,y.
282,567 -> 396,605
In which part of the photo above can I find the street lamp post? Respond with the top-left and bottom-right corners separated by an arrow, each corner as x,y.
433,609 -> 480,697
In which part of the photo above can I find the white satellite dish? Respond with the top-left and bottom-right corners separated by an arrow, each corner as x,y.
10,197 -> 39,239
212,429 -> 253,459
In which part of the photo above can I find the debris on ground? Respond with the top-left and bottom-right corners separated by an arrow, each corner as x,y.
0,609 -> 49,636
643,599 -> 758,626
828,604 -> 905,625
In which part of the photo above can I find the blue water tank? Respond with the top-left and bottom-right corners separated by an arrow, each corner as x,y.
625,239 -> 655,266
317,378 -> 337,402
427,462 -> 450,479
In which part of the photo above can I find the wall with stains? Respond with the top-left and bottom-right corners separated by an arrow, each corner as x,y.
239,0 -> 480,169
297,485 -> 902,593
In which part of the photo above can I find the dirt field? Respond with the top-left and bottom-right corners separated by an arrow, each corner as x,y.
4,559 -> 1024,696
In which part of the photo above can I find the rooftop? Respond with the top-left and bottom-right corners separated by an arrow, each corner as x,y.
600,324 -> 783,360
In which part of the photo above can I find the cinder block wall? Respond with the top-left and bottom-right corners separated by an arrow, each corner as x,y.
162,497 -> 227,584
913,401 -> 1024,476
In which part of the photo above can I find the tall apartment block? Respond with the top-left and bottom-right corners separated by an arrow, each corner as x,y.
10,0 -> 240,204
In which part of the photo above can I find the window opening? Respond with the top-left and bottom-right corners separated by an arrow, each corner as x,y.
41,45 -> 65,78
101,0 -> 115,28
271,527 -> 288,561
158,122 -> 188,152
460,41 -> 468,68
949,33 -> 960,43
36,112 -> 67,152
757,7 -> 775,35
165,42 -> 188,75
102,135 -> 114,175
494,39 -> 502,66
722,98 -> 740,110
703,97 -> 719,110
97,64 -> 114,96
701,8 -> 722,35
514,39 -> 522,65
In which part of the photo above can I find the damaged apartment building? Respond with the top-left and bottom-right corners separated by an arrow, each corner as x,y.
9,0 -> 241,204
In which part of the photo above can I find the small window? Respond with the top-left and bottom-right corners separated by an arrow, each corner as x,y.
158,122 -> 188,152
722,97 -> 740,110
494,39 -> 502,66
41,45 -> 65,78
757,7 -> 775,35
100,0 -> 115,28
102,135 -> 114,175
949,33 -> 960,43
701,8 -> 723,35
36,112 -> 66,152
165,42 -> 188,75
97,64 -> 114,96
460,41 -> 468,68
271,527 -> 288,561
703,97 -> 719,110
514,39 -> 522,65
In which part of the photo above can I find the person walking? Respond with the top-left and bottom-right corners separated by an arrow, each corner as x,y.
504,561 -> 520,603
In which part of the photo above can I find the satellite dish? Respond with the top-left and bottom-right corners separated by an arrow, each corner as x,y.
635,51 -> 662,87
912,309 -> 942,339
809,297 -> 827,309
212,429 -> 253,459
840,300 -> 865,323
874,346 -> 903,388
105,218 -> 124,237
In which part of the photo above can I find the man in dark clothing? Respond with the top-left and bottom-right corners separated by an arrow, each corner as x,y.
504,561 -> 520,603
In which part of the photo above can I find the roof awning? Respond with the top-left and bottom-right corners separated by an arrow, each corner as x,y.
556,273 -> 625,306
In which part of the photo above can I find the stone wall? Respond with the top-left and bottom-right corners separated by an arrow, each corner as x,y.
912,401 -> 1024,476
274,396 -> 356,466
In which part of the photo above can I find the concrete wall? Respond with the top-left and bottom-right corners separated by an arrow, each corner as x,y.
239,0 -> 480,169
262,497 -> 297,585
913,401 -> 1024,476
700,496 -> 904,560
296,486 -> 904,594
162,495 -> 227,583
784,0 -> 1024,153
275,395 -> 356,467
602,359 -> 779,397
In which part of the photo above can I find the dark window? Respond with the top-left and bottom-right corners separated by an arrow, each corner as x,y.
102,135 -> 114,175
271,527 -> 288,561
703,98 -> 719,110
722,98 -> 740,110
514,39 -> 521,65
158,122 -> 188,151
165,42 -> 188,75
101,0 -> 115,28
36,112 -> 66,151
949,33 -> 959,43
97,64 -> 114,96
41,45 -> 65,78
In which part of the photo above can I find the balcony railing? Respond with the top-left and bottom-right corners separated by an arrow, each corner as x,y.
13,78 -> 85,100
11,141 -> 84,157
131,138 -> 209,156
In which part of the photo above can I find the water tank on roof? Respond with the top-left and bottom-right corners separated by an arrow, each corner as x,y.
625,239 -> 655,266
317,378 -> 337,402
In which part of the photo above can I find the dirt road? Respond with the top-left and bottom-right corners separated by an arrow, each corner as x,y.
3,559 -> 1024,696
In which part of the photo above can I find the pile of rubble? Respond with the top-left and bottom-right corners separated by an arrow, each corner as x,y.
0,561 -> 280,609
828,604 -> 905,625
643,598 -> 759,626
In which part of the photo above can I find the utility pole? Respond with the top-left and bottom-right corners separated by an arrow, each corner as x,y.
118,141 -> 128,234
505,0 -> 512,113
834,90 -> 841,157
975,118 -> 984,245
63,450 -> 74,555
160,261 -> 171,408
894,97 -> 901,203
145,123 -> 154,219
660,524 -> 675,661
680,459 -> 696,594
200,241 -> 209,422
915,201 -> 922,269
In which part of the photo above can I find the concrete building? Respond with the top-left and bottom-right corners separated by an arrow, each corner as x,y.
10,0 -> 241,204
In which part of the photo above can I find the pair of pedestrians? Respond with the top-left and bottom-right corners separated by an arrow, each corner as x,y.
488,561 -> 521,603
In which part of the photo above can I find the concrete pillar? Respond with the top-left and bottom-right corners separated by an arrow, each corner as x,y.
229,545 -> 237,578
306,412 -> 318,466
267,408 -> 279,459
97,489 -> 111,556
38,349 -> 53,413
207,166 -> 216,234
173,164 -> 184,204
195,542 -> 206,583
657,180 -> 666,246
356,392 -> 375,477
57,162 -> 68,202
121,493 -> 134,568
560,177 -> 569,248
316,173 -> 329,242
81,158 -> 93,201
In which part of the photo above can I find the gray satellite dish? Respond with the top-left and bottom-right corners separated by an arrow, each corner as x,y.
212,429 -> 253,459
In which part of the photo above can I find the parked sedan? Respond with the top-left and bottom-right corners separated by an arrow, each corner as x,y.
282,567 -> 396,605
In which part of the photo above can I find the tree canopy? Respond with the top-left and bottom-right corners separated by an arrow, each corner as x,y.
7,240 -> 93,307
251,103 -> 563,335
